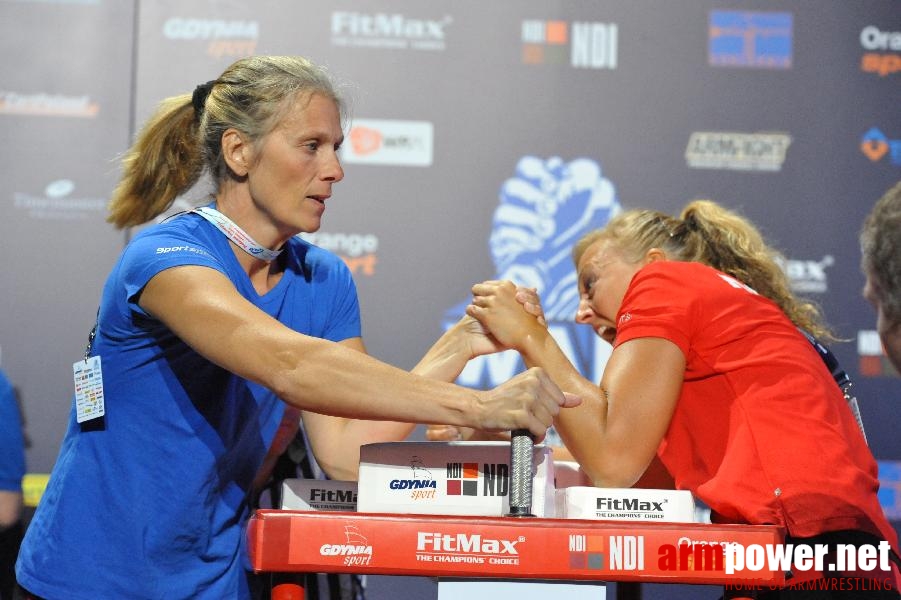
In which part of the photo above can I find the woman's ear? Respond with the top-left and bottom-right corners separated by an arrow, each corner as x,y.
645,247 -> 668,264
221,128 -> 250,177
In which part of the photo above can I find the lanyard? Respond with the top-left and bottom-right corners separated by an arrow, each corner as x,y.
193,206 -> 283,262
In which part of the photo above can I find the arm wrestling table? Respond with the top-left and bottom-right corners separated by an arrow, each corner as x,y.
247,509 -> 785,599
249,432 -> 785,599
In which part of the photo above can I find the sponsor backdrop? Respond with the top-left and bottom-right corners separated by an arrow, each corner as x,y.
1,1 -> 899,598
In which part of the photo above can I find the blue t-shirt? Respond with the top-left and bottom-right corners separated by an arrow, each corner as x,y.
16,212 -> 361,600
0,369 -> 25,492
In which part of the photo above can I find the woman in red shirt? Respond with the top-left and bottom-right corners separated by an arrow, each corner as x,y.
468,200 -> 900,599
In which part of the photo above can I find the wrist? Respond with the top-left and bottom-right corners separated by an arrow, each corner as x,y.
467,389 -> 488,430
413,328 -> 469,381
518,325 -> 552,363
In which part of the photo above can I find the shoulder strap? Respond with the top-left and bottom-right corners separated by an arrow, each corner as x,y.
800,329 -> 868,445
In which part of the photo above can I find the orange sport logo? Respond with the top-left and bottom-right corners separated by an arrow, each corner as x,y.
860,26 -> 901,77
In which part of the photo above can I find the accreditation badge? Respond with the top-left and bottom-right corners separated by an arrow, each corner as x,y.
73,355 -> 105,423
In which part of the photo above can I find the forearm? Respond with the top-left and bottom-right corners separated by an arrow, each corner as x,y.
141,268 -> 475,427
518,331 -> 662,488
411,320 -> 474,382
516,330 -> 636,486
141,268 -> 565,438
299,341 -> 421,481
308,417 -> 418,481
260,334 -> 477,426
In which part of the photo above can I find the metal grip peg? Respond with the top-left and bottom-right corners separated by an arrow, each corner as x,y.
507,429 -> 535,517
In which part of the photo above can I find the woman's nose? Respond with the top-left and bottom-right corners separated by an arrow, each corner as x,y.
575,298 -> 594,324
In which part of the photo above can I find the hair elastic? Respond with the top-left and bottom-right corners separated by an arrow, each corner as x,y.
191,80 -> 217,118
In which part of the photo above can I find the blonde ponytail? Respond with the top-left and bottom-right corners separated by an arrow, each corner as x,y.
107,95 -> 204,228
677,200 -> 834,340
575,200 -> 835,340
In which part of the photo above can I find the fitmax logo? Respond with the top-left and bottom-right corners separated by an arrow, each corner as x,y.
310,488 -> 357,503
417,532 -> 520,554
597,497 -> 665,512
331,12 -> 451,51
332,12 -> 449,39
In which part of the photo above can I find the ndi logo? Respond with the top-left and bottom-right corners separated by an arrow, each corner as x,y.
569,535 -> 645,570
446,462 -> 509,497
521,20 -> 618,69
569,534 -> 605,569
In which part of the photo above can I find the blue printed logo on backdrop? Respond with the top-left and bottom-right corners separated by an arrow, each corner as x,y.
877,460 -> 901,520
442,156 -> 622,390
861,127 -> 901,166
708,11 -> 793,69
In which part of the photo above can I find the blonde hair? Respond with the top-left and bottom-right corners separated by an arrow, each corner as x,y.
108,56 -> 344,228
573,200 -> 834,340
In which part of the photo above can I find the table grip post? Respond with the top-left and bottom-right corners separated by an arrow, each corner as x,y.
507,429 -> 535,517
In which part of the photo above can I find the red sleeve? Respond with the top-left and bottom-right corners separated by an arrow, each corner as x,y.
614,262 -> 695,356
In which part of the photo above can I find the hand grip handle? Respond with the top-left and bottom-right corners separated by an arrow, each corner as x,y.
507,429 -> 535,517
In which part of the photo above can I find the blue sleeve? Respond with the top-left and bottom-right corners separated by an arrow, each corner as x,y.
318,254 -> 362,343
0,370 -> 25,491
117,226 -> 227,315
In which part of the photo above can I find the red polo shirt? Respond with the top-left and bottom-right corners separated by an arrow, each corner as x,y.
615,261 -> 898,554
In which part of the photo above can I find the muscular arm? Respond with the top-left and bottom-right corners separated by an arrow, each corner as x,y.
411,315 -> 505,381
263,313 -> 543,481
302,337 -> 420,481
532,335 -> 683,487
469,281 -> 684,487
139,266 -> 572,441
305,316 -> 513,479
